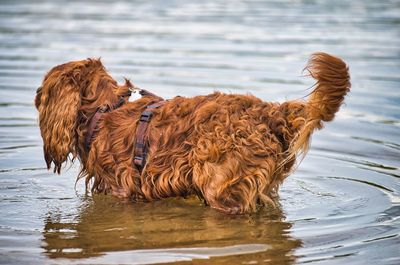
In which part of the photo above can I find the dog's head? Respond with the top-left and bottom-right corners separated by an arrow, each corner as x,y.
35,59 -> 132,173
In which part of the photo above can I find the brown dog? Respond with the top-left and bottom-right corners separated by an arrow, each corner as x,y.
35,53 -> 350,214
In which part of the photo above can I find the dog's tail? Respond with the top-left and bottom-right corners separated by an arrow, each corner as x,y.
305,52 -> 351,124
287,52 -> 351,160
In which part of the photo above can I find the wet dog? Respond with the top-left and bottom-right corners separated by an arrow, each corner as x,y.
35,52 -> 350,214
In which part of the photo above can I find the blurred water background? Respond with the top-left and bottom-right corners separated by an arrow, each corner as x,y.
0,0 -> 399,264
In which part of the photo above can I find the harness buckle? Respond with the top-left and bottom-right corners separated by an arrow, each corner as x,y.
140,111 -> 153,122
134,156 -> 144,167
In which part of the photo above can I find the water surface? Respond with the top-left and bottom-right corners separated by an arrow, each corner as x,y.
0,0 -> 399,264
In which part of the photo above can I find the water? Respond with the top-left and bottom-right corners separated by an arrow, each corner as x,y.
0,0 -> 399,264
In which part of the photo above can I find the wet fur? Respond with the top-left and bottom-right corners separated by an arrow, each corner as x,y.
35,53 -> 350,214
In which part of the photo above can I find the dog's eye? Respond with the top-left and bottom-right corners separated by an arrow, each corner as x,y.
36,86 -> 42,94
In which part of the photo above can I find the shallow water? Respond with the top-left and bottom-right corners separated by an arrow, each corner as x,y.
0,0 -> 399,264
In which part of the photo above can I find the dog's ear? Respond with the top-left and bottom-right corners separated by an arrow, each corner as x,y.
36,61 -> 87,174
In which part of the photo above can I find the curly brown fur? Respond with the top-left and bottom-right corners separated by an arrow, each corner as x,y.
35,53 -> 350,214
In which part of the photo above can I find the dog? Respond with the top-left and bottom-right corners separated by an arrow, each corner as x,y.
35,52 -> 350,214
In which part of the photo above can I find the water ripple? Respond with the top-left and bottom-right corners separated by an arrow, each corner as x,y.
0,0 -> 399,264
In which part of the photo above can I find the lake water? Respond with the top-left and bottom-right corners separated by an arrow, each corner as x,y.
0,0 -> 399,264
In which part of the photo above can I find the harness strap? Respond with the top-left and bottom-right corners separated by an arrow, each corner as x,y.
84,88 -> 157,150
85,97 -> 126,150
134,100 -> 166,169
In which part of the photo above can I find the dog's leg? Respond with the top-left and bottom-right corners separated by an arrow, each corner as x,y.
87,130 -> 144,199
112,163 -> 143,199
193,157 -> 271,215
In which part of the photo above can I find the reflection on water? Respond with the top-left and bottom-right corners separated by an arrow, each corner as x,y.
0,0 -> 400,264
42,196 -> 300,264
